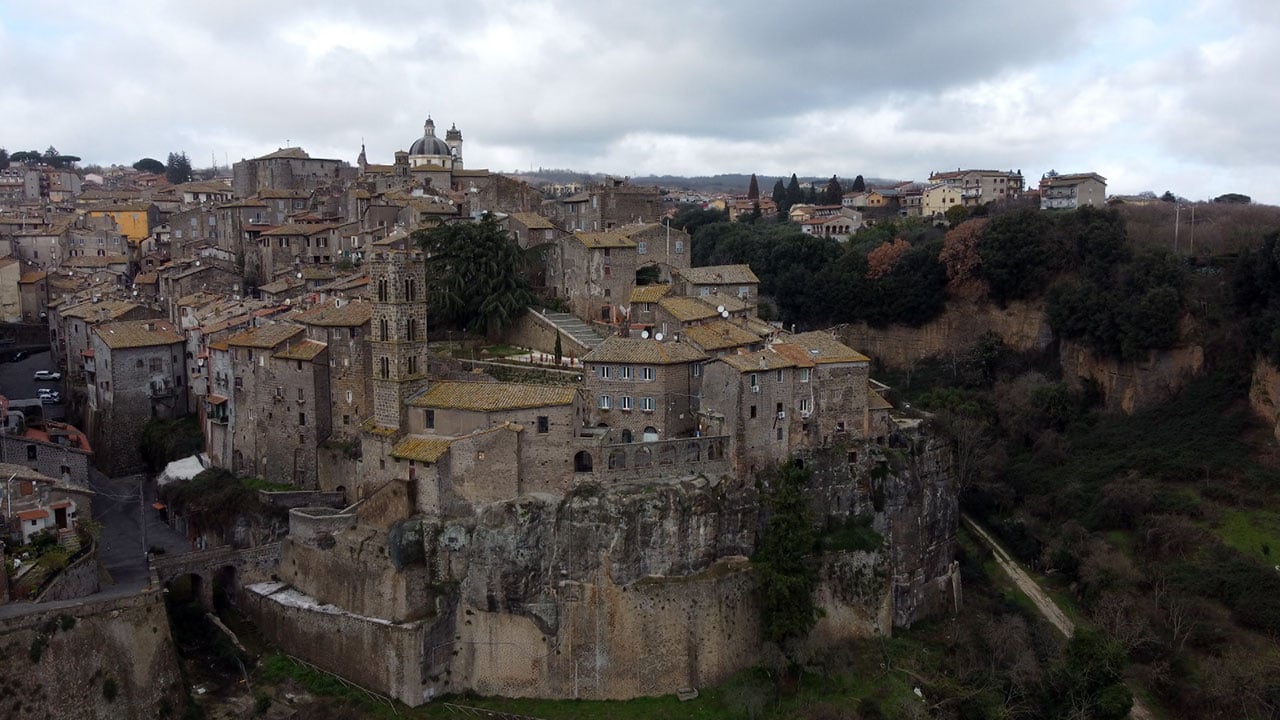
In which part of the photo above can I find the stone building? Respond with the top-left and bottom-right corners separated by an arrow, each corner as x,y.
553,223 -> 691,327
0,396 -> 93,484
581,337 -> 707,443
232,147 -> 353,198
672,264 -> 760,306
367,250 -> 430,433
700,332 -> 872,474
18,270 -> 48,322
295,298 -> 372,438
85,319 -> 187,474
224,323 -> 331,486
544,177 -> 664,232
927,169 -> 1024,208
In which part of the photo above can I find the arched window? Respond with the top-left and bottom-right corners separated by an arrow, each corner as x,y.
406,318 -> 417,342
607,449 -> 627,470
379,318 -> 388,341
620,428 -> 633,443
405,278 -> 416,302
574,451 -> 593,473
380,357 -> 390,379
377,277 -> 388,302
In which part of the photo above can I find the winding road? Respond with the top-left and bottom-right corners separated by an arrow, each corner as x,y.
962,514 -> 1156,720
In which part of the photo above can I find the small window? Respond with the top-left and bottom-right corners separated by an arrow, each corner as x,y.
776,369 -> 784,382
799,368 -> 811,382
674,240 -> 684,253
618,366 -> 633,380
640,397 -> 655,412
749,373 -> 758,387
343,414 -> 350,425
298,388 -> 304,401
598,395 -> 612,410
27,444 -> 37,460
637,241 -> 647,254
299,413 -> 306,426
641,366 -> 654,381
749,405 -> 757,419
536,416 -> 549,434
620,396 -> 633,411
777,427 -> 784,440
598,366 -> 611,380
426,410 -> 435,429
692,364 -> 702,377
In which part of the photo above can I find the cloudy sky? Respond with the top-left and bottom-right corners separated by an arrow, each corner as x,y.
2,1 -> 1277,202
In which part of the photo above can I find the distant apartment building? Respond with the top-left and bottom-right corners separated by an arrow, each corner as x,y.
927,169 -> 1024,208
232,147 -> 353,198
1040,172 -> 1108,210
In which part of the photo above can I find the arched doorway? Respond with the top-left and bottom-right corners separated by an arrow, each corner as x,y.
643,426 -> 659,442
621,429 -> 633,443
574,451 -> 594,473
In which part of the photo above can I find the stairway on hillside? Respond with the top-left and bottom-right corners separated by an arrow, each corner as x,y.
541,311 -> 608,350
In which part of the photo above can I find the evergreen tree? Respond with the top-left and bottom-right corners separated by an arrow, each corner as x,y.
414,213 -> 533,338
851,174 -> 866,192
165,151 -> 193,184
786,174 -> 802,208
823,175 -> 843,204
133,157 -> 166,174
771,179 -> 786,211
553,333 -> 563,366
755,461 -> 821,654
747,173 -> 760,200
0,148 -> 8,170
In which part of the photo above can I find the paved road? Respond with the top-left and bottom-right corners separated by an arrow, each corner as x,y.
0,468 -> 191,620
0,349 -> 64,419
963,514 -> 1156,720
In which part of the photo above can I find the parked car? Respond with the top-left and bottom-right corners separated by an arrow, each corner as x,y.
33,370 -> 61,381
40,392 -> 61,404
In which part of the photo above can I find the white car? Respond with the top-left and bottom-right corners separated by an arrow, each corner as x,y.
33,370 -> 61,381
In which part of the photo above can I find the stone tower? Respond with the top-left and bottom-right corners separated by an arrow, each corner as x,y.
445,123 -> 463,169
369,249 -> 430,431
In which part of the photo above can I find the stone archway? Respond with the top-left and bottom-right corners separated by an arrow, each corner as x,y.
574,451 -> 594,473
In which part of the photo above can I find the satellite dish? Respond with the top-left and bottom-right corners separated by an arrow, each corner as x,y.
716,305 -> 725,313
654,332 -> 664,342
721,310 -> 730,318
641,330 -> 650,339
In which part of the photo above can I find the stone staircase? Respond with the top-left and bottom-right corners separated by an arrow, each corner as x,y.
540,311 -> 608,351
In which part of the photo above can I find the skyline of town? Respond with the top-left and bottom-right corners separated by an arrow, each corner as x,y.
2,2 -> 1276,204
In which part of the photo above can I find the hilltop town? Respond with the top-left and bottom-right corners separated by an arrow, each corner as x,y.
0,124 -> 1119,712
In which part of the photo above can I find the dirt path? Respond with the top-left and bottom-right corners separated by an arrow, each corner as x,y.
962,514 -> 1157,720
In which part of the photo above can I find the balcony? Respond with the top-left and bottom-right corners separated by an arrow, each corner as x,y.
148,380 -> 176,398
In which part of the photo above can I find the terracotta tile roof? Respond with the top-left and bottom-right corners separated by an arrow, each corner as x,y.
261,222 -> 334,236
582,337 -> 707,365
84,202 -> 155,214
391,435 -> 454,463
679,265 -> 759,285
629,284 -> 671,304
718,345 -> 807,373
273,339 -> 326,362
134,272 -> 159,284
17,508 -> 49,521
770,342 -> 820,367
869,391 -> 893,411
94,319 -> 183,350
295,299 -> 372,327
59,299 -> 141,321
19,271 -> 46,284
508,212 -> 557,230
658,296 -> 719,322
789,331 -> 870,363
574,228 -> 636,249
681,320 -> 762,352
258,276 -> 305,294
63,255 -> 129,268
226,323 -> 304,349
0,463 -> 57,483
255,147 -> 310,161
409,381 -> 576,411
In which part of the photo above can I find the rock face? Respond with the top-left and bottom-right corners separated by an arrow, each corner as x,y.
837,299 -> 1054,368
0,593 -> 186,719
1250,356 -> 1280,443
1060,339 -> 1205,414
252,435 -> 958,706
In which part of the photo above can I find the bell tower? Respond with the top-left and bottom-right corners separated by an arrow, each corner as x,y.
368,249 -> 429,431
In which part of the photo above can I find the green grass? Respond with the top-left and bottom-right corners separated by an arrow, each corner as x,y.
1213,508 -> 1280,562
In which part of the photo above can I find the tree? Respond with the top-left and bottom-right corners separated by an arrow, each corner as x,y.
754,461 -> 821,655
771,179 -> 786,212
165,151 -> 193,184
1214,192 -> 1251,204
553,334 -> 562,366
414,213 -> 533,337
939,218 -> 988,296
747,173 -> 760,200
866,238 -> 911,279
786,174 -> 802,208
822,175 -> 843,205
1160,190 -> 1177,203
0,148 -> 8,170
9,150 -> 39,164
133,157 -> 166,174
944,203 -> 969,228
851,174 -> 865,192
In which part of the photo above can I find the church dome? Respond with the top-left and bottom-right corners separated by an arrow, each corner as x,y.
409,117 -> 452,157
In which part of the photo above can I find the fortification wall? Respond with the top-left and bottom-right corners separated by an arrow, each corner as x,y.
0,591 -> 186,719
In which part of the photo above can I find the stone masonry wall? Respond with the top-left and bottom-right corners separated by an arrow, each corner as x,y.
0,591 -> 186,720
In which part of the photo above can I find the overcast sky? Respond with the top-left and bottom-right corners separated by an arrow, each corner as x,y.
2,1 -> 1277,203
